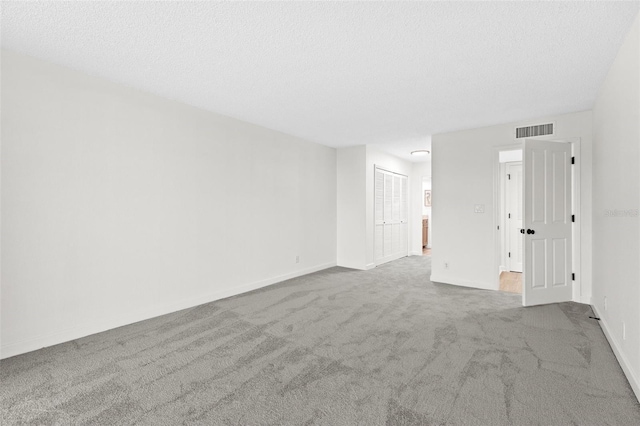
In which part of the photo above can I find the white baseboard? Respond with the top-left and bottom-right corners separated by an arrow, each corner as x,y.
0,262 -> 336,360
336,258 -> 374,270
574,296 -> 592,305
430,274 -> 497,291
592,305 -> 640,403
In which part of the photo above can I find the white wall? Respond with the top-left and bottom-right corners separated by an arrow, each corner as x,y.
1,50 -> 337,358
591,14 -> 640,399
431,111 -> 593,297
422,179 -> 432,248
337,146 -> 367,269
421,179 -> 432,216
410,161 -> 432,255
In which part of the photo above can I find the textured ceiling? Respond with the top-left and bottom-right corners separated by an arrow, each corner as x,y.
2,1 -> 638,161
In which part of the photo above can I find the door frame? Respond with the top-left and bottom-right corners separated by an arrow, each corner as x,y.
505,161 -> 523,273
373,165 -> 409,266
491,138 -> 582,304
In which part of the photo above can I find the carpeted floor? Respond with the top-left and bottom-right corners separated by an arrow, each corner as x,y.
2,255 -> 639,425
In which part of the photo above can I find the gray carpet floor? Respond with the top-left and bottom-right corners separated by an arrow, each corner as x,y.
2,255 -> 639,425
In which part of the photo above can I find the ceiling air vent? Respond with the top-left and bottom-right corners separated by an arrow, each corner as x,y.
515,123 -> 554,139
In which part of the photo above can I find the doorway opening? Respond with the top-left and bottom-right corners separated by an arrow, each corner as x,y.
422,176 -> 431,256
498,149 -> 523,294
493,138 -> 581,306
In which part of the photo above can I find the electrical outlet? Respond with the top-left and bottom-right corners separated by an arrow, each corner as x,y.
622,321 -> 626,340
444,261 -> 449,270
295,255 -> 300,264
474,204 -> 485,214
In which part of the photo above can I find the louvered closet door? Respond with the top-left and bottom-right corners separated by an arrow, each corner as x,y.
374,170 -> 385,262
374,167 -> 409,266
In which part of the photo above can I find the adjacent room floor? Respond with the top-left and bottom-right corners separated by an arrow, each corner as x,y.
499,271 -> 523,294
1,256 -> 638,425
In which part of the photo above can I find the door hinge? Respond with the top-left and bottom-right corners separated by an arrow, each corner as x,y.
572,273 -> 575,281
571,157 -> 575,165
508,174 -> 511,180
572,214 -> 575,222
508,213 -> 511,219
497,226 -> 500,230
508,252 -> 511,258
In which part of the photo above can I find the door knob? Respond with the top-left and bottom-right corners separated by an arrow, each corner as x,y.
526,229 -> 535,235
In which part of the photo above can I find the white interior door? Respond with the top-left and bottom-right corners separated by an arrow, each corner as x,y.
374,167 -> 408,265
506,162 -> 523,272
374,170 -> 384,262
523,140 -> 572,306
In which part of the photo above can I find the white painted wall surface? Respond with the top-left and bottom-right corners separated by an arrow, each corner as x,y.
422,180 -> 432,216
410,161 -> 431,255
591,14 -> 640,399
365,147 -> 413,268
1,51 -> 337,358
431,111 -> 593,296
337,146 -> 367,269
422,179 -> 432,249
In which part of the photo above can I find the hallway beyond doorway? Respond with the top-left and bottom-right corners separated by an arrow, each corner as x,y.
499,271 -> 522,294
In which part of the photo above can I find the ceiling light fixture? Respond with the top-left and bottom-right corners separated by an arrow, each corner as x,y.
410,150 -> 430,156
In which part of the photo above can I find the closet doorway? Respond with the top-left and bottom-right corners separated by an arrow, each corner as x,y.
374,167 -> 408,265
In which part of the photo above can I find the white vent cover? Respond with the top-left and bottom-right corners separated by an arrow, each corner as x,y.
515,123 -> 554,139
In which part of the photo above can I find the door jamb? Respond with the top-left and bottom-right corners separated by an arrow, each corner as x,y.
373,165 -> 410,267
505,161 -> 523,273
492,144 -> 523,291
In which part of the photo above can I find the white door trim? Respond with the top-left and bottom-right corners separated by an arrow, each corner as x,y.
506,161 -> 523,272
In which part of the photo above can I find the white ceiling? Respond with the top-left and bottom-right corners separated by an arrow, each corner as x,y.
2,1 -> 638,162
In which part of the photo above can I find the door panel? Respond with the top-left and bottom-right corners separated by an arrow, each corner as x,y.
384,174 -> 393,222
375,169 -> 385,261
530,239 -> 546,288
392,175 -> 401,221
552,238 -> 567,286
531,149 -> 546,224
523,140 -> 572,306
375,171 -> 384,223
384,223 -> 392,257
552,151 -> 568,223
